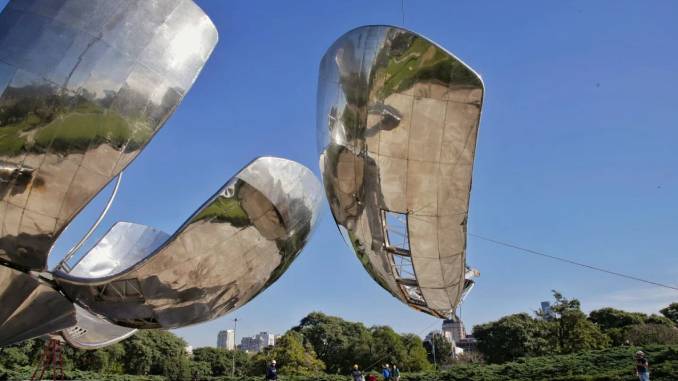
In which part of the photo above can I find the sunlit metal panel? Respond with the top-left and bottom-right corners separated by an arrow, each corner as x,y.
0,0 -> 218,271
317,26 -> 483,318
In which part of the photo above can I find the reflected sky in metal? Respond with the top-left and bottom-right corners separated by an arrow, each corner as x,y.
0,0 -> 218,271
0,265 -> 75,346
317,26 -> 484,318
55,157 -> 323,329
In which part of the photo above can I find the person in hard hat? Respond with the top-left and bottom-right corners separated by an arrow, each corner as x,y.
266,359 -> 278,380
635,351 -> 650,381
351,364 -> 364,381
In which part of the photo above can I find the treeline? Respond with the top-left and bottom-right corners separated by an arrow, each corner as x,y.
473,291 -> 678,363
0,313 -> 437,380
1,295 -> 677,380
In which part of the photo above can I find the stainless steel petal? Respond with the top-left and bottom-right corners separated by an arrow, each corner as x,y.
0,0 -> 218,271
67,221 -> 169,279
317,26 -> 484,318
0,264 -> 76,346
54,157 -> 323,329
61,304 -> 136,350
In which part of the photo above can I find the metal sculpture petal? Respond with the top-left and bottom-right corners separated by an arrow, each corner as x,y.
0,0 -> 218,271
62,305 -> 137,349
0,265 -> 75,346
55,157 -> 323,329
317,26 -> 483,318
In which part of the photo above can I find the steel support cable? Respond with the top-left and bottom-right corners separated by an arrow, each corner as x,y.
469,233 -> 678,292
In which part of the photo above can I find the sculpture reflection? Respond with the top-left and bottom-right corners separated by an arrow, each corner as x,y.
55,157 -> 323,330
0,0 -> 218,271
317,26 -> 483,318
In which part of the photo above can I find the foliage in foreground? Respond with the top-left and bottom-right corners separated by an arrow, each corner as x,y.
2,345 -> 677,380
403,345 -> 678,381
1,291 -> 676,380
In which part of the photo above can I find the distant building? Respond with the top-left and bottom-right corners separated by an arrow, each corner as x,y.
217,329 -> 235,350
240,336 -> 259,352
540,301 -> 556,320
258,332 -> 275,348
185,346 -> 193,357
240,332 -> 276,353
457,337 -> 478,353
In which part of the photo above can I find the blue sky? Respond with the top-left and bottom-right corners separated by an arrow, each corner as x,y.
2,0 -> 676,348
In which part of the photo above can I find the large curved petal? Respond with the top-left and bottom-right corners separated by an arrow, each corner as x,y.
317,26 -> 484,318
0,0 -> 218,271
54,157 -> 323,329
0,264 -> 75,346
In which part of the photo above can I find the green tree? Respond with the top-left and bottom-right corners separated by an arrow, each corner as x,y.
472,313 -> 551,363
659,303 -> 678,325
646,314 -> 676,327
399,334 -> 431,372
550,291 -> 610,354
121,330 -> 189,376
192,347 -> 250,377
188,360 -> 212,380
0,347 -> 29,369
589,307 -> 647,330
623,324 -> 678,345
293,312 -> 373,374
369,326 -> 407,369
250,331 -> 325,376
423,332 -> 455,367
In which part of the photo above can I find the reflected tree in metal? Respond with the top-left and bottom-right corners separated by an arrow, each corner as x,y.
317,26 -> 484,318
0,0 -> 218,271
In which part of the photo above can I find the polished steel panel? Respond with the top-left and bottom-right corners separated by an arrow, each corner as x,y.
54,157 -> 323,329
0,264 -> 76,346
317,26 -> 484,318
0,0 -> 218,271
67,221 -> 169,278
61,304 -> 136,349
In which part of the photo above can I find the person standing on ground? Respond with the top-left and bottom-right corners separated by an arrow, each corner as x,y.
391,364 -> 400,381
266,359 -> 278,380
381,364 -> 391,380
351,364 -> 364,381
635,351 -> 650,381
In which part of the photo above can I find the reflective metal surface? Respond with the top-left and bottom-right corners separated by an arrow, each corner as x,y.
0,0 -> 218,271
67,221 -> 169,279
55,157 -> 322,329
317,26 -> 484,318
0,265 -> 75,346
62,304 -> 136,349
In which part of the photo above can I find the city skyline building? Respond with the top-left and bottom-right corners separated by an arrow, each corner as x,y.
217,330 -> 235,350
239,331 -> 276,353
